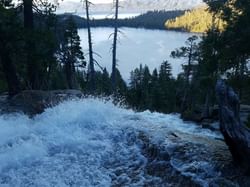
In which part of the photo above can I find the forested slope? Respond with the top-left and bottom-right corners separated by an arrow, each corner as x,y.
165,7 -> 225,33
58,10 -> 185,30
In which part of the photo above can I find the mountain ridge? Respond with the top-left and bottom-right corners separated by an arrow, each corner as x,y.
57,0 -> 205,14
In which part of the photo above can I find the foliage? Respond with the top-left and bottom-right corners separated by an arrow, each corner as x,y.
0,0 -> 86,94
1,0 -> 250,123
59,16 -> 86,89
127,62 -> 177,113
202,0 -> 250,101
165,7 -> 225,33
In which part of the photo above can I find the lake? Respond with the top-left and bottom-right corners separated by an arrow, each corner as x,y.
79,27 -> 196,81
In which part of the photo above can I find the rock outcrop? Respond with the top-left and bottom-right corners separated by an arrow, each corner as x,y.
216,79 -> 250,173
0,90 -> 83,116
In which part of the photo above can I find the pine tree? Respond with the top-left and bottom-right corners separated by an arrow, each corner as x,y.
84,0 -> 95,93
198,29 -> 221,118
60,16 -> 86,89
140,65 -> 151,109
111,0 -> 119,93
95,68 -> 111,95
128,67 -> 141,109
101,68 -> 112,95
159,60 -> 172,83
158,61 -> 176,113
171,35 -> 199,112
150,68 -> 161,111
204,0 -> 250,101
0,0 -> 21,96
114,68 -> 127,96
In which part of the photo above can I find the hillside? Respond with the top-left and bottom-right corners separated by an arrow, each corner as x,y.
57,10 -> 185,30
165,7 -> 225,33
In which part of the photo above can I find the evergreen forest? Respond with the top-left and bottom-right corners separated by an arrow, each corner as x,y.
1,0 -> 250,124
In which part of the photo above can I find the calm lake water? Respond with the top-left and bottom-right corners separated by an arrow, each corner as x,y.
79,27 -> 196,81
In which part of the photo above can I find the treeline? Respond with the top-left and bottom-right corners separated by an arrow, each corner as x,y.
0,0 -> 132,99
0,1 -> 92,95
58,10 -> 185,30
1,0 -> 250,125
126,62 -> 177,113
163,0 -> 250,122
165,6 -> 225,33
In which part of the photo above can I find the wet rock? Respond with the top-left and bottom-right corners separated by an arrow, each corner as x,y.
201,121 -> 220,131
182,105 -> 219,124
146,160 -> 170,176
0,90 -> 83,116
159,150 -> 170,161
181,107 -> 203,122
209,178 -> 238,187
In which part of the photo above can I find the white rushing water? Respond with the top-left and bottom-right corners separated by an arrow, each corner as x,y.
0,99 -> 221,186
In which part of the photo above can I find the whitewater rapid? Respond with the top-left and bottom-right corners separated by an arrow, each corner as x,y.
0,98 -> 222,186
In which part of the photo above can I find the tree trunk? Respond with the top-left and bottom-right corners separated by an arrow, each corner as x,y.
65,61 -> 73,89
216,79 -> 250,174
23,0 -> 39,89
111,0 -> 119,93
23,0 -> 34,29
0,52 -> 21,96
85,0 -> 95,93
181,45 -> 193,112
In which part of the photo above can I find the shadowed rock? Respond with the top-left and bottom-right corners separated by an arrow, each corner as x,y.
216,79 -> 250,173
0,90 -> 83,116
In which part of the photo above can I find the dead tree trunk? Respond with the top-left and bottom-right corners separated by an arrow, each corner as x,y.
111,0 -> 119,93
23,0 -> 39,89
216,79 -> 250,174
85,0 -> 95,93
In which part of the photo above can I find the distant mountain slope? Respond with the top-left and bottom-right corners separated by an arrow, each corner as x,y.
118,0 -> 204,12
57,0 -> 205,14
165,7 -> 225,33
57,10 -> 185,30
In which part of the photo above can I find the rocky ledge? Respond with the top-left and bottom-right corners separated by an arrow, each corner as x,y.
134,129 -> 250,186
0,90 -> 83,116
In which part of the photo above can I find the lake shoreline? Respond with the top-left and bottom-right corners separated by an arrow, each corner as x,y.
79,24 -> 202,34
58,10 -> 187,32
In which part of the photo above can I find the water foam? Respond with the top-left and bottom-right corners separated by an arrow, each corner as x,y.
0,98 -> 221,186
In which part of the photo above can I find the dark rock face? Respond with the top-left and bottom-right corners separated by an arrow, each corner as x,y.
181,105 -> 219,131
137,129 -> 250,187
0,90 -> 83,116
216,80 -> 250,173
